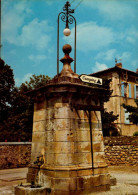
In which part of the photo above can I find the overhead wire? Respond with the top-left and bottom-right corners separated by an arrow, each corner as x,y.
74,0 -> 84,10
70,0 -> 76,5
61,0 -> 84,12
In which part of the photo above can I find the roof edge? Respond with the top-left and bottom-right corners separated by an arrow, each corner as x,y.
90,66 -> 138,77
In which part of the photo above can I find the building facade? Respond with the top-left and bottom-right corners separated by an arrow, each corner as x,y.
91,63 -> 138,136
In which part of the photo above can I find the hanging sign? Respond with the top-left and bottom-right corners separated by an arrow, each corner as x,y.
79,74 -> 102,85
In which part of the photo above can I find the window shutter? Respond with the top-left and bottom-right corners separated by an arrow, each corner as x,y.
134,85 -> 136,99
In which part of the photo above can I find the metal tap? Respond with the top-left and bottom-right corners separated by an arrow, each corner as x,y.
34,155 -> 44,167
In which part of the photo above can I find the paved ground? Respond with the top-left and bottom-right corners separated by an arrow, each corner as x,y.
0,168 -> 27,195
0,166 -> 138,195
93,166 -> 138,195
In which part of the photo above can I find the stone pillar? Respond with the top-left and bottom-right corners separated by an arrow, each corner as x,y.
27,44 -> 110,194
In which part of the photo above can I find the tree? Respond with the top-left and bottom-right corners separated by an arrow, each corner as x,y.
20,74 -> 51,91
3,87 -> 33,141
0,59 -> 15,141
101,79 -> 119,136
101,110 -> 119,136
3,74 -> 51,142
122,99 -> 138,125
101,78 -> 113,104
0,58 -> 14,122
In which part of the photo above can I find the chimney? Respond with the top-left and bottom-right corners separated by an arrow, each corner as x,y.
115,62 -> 122,68
136,68 -> 138,74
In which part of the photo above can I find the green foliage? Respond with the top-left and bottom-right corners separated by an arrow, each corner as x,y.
6,74 -> 51,141
0,58 -> 15,141
100,79 -> 119,136
0,58 -> 15,122
133,131 -> 138,136
101,110 -> 119,136
101,78 -> 113,104
20,74 -> 51,92
0,61 -> 51,141
4,87 -> 33,141
122,99 -> 138,125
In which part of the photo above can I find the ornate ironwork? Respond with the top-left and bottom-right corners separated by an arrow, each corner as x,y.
68,15 -> 74,24
60,12 -> 66,23
57,1 -> 77,75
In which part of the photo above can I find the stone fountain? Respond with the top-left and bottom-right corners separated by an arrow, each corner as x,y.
15,44 -> 111,195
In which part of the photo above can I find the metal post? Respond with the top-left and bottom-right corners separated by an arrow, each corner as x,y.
57,14 -> 60,75
57,1 -> 76,75
72,16 -> 76,73
88,110 -> 94,175
74,20 -> 76,73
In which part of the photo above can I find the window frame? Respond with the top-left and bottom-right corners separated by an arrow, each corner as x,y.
124,109 -> 130,124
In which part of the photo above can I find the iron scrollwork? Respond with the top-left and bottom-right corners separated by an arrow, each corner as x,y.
68,15 -> 74,24
60,12 -> 74,26
59,1 -> 75,27
60,12 -> 66,23
60,12 -> 74,25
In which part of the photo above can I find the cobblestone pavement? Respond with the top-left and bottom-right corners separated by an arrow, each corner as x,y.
0,166 -> 138,195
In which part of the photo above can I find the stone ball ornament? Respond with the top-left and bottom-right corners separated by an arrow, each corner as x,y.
62,44 -> 72,54
63,28 -> 71,36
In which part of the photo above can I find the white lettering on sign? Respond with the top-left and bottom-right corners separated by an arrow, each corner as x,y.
79,74 -> 102,85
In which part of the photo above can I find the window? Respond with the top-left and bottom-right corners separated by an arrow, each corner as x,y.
121,82 -> 124,96
121,82 -> 127,97
124,109 -> 130,124
134,85 -> 138,99
129,83 -> 131,98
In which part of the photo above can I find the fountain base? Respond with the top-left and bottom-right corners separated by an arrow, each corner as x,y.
15,183 -> 110,195
15,183 -> 51,195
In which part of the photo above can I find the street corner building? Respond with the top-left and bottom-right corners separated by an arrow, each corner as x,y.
91,62 -> 138,136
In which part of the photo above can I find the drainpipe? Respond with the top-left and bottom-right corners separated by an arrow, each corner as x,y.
88,110 -> 94,176
74,106 -> 95,175
119,74 -> 122,135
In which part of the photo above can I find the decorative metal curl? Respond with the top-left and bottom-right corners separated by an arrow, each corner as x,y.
60,13 -> 74,25
68,15 -> 74,24
63,7 -> 74,13
61,13 -> 66,23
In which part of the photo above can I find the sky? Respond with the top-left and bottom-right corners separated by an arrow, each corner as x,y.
2,0 -> 138,86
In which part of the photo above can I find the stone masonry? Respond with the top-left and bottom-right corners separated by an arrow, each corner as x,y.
0,143 -> 31,169
25,44 -> 110,194
104,136 -> 138,166
0,136 -> 137,170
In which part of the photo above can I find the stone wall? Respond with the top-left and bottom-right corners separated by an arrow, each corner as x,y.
0,142 -> 31,169
104,136 -> 138,166
0,137 -> 138,169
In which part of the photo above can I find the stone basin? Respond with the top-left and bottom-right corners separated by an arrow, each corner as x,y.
15,183 -> 51,195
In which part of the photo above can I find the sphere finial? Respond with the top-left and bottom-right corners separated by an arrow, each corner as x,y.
60,44 -> 73,65
62,44 -> 72,54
